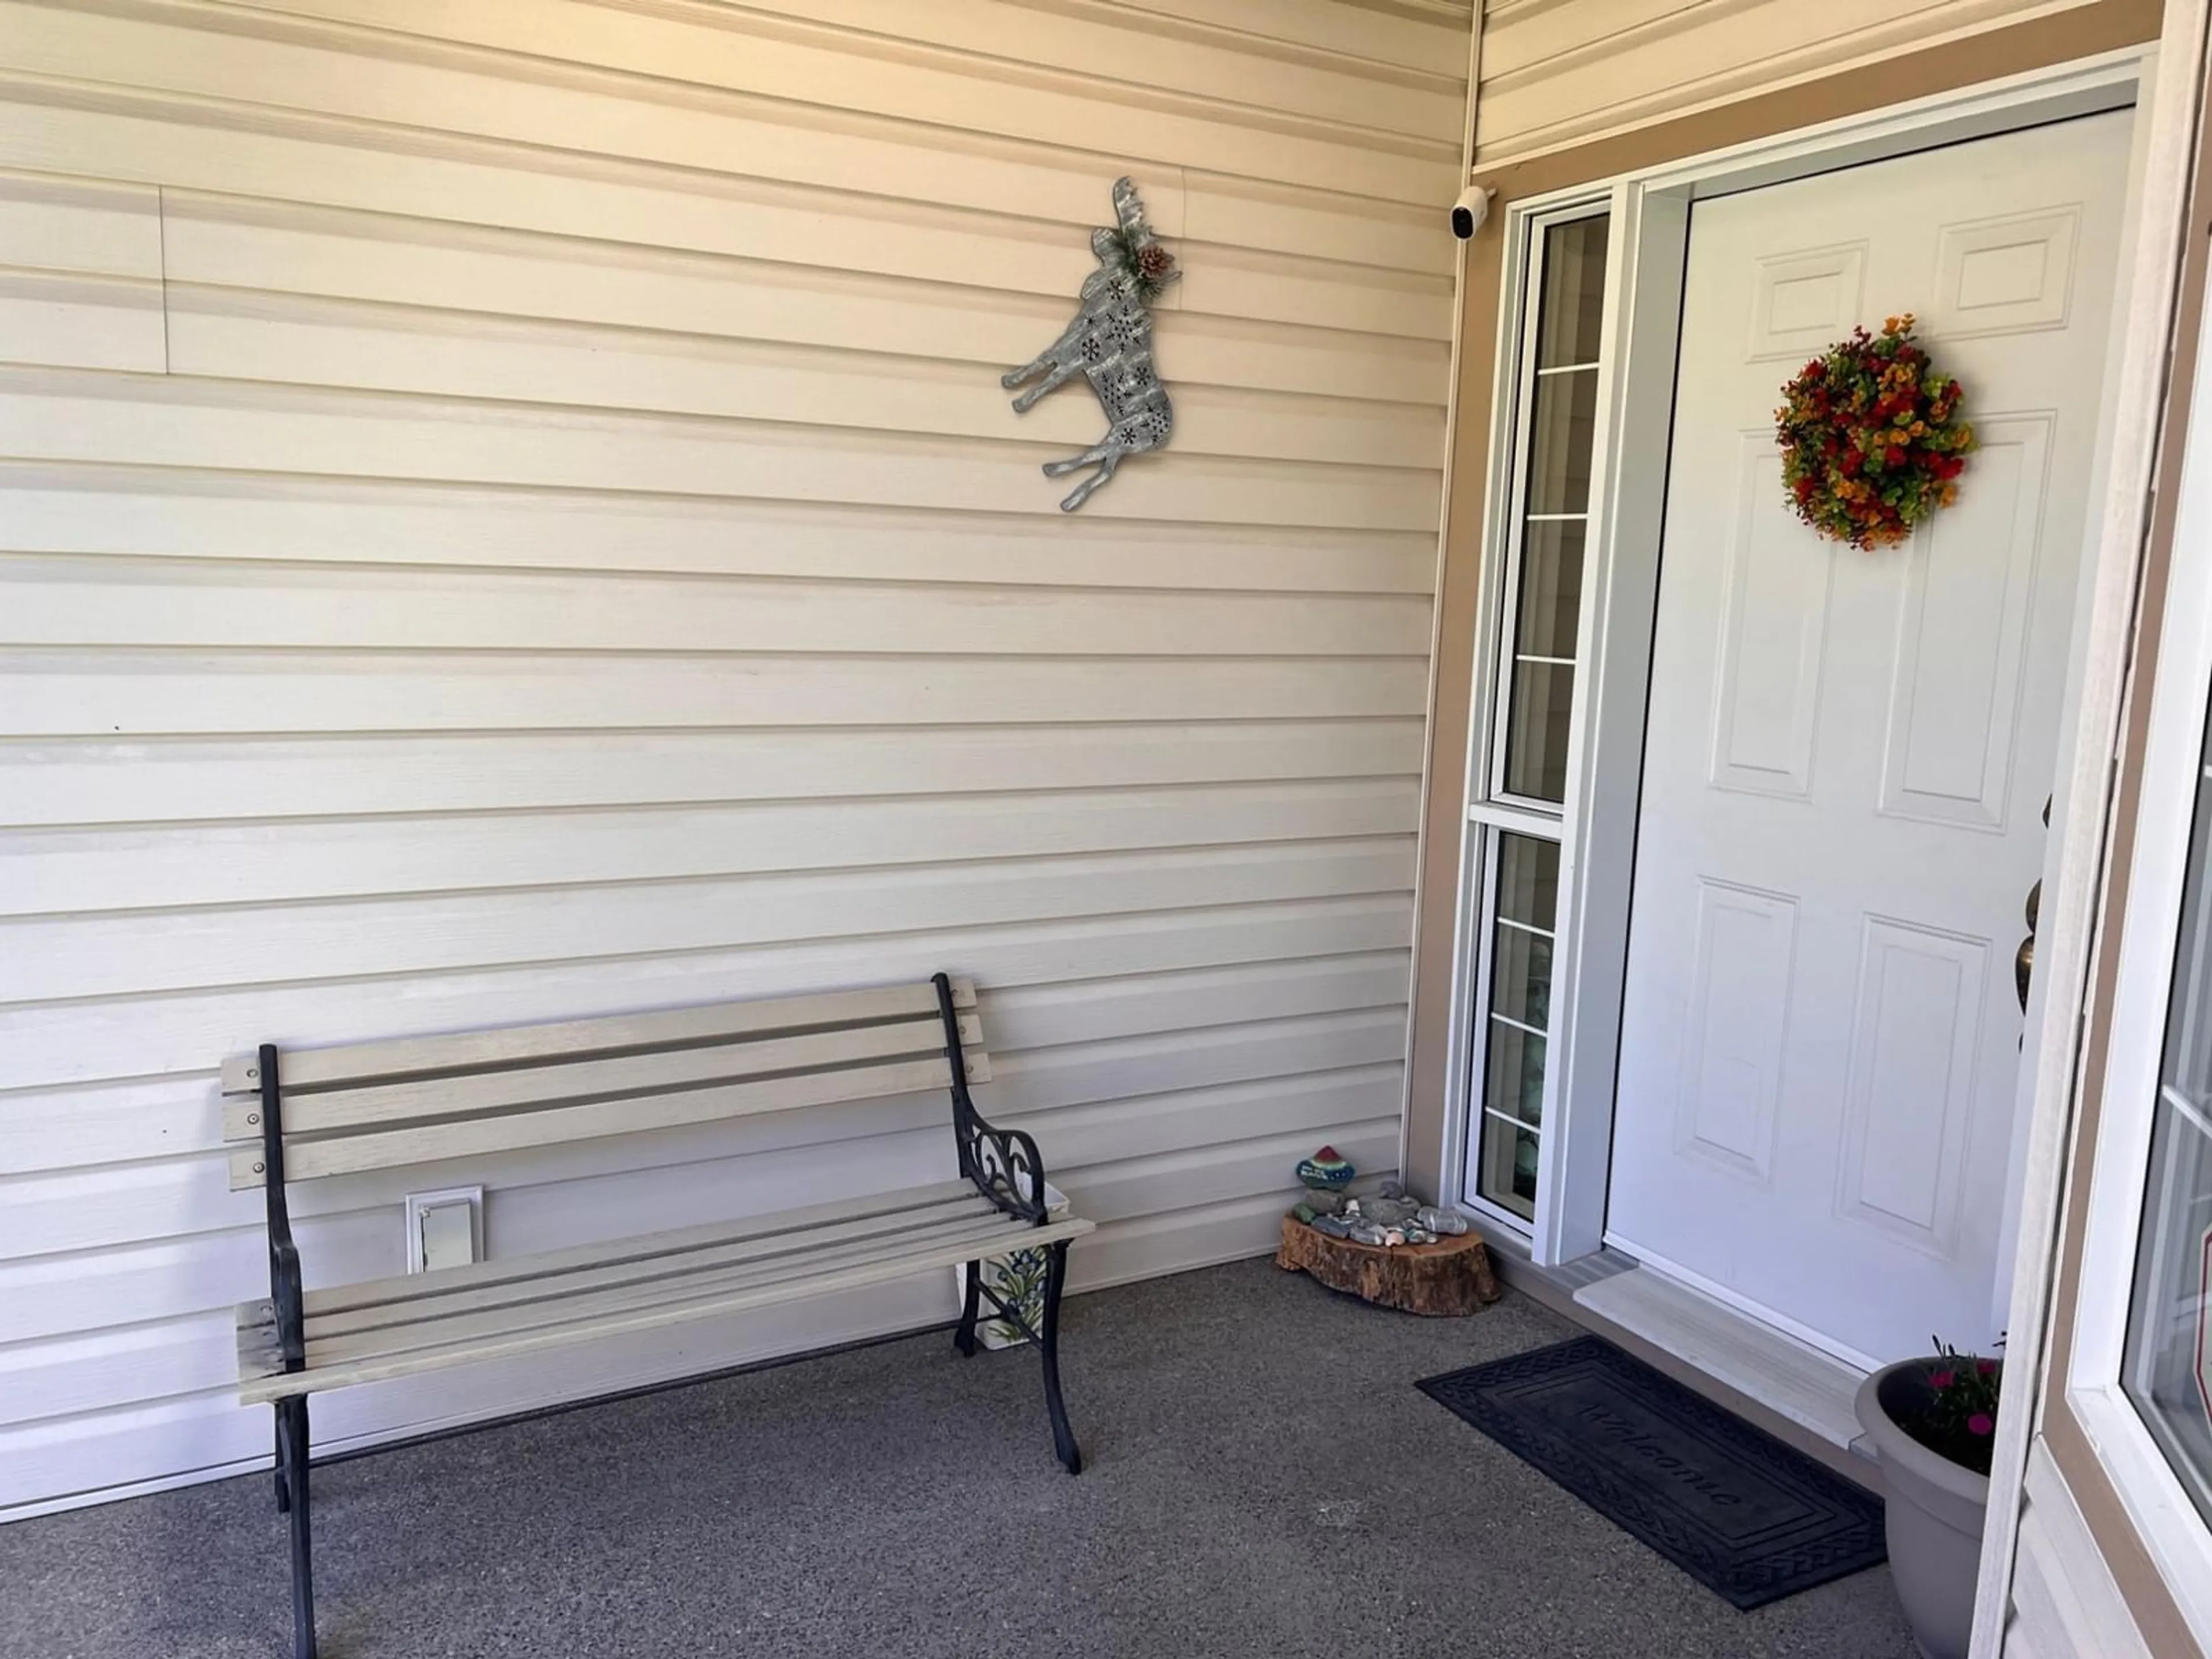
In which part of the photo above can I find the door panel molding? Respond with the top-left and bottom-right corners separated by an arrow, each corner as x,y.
1707,431 -> 1835,800
1834,913 -> 1990,1258
1672,877 -> 1798,1185
1878,412 -> 2056,832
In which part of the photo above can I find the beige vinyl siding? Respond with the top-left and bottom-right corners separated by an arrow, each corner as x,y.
2005,1444 -> 2157,1658
0,0 -> 1469,1513
1475,0 -> 2104,162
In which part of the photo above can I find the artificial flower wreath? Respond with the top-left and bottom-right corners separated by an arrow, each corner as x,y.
1775,313 -> 1974,550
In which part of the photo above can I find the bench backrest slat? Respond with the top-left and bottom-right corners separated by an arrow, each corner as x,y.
223,978 -> 986,1191
220,979 -> 974,1098
221,1013 -> 979,1143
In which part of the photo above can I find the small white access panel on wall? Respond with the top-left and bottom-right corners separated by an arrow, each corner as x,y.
404,1187 -> 483,1274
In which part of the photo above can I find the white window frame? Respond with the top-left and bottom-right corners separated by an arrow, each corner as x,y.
1483,202 -> 1616,819
1438,50 -> 2154,1275
1455,200 -> 1616,1233
1461,824 -> 1568,1229
2062,275 -> 2212,1654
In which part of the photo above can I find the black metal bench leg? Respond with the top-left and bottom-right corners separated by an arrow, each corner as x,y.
954,1260 -> 983,1357
276,1394 -> 317,1659
1039,1239 -> 1080,1475
273,1406 -> 290,1514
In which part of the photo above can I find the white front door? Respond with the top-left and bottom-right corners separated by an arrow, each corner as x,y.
1606,112 -> 2132,1366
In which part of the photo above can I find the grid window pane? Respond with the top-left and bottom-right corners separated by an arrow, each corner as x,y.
2122,741 -> 2212,1526
1485,1024 -> 1547,1127
1479,1122 -> 1542,1223
1475,833 -> 1560,1221
1489,926 -> 1553,1028
1500,214 -> 1608,806
1524,368 -> 1599,517
1515,520 -> 1586,659
1536,216 -> 1608,369
1503,661 -> 1576,802
1495,833 -> 1560,931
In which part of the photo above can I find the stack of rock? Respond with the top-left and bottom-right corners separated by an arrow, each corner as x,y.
1293,1181 -> 1469,1248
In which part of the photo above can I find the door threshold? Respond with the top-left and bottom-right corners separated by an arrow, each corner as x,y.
1572,1265 -> 1870,1453
1473,1228 -> 1877,1483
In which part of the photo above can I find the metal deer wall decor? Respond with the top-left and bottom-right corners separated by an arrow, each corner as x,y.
1002,176 -> 1178,512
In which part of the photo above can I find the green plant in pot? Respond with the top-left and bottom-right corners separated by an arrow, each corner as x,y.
1853,1338 -> 2003,1659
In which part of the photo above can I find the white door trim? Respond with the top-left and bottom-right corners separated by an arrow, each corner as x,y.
2044,104 -> 2212,1657
1970,5 -> 2212,1652
1447,42 -> 2157,1275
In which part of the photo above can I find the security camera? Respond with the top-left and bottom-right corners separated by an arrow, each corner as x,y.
1450,184 -> 1494,241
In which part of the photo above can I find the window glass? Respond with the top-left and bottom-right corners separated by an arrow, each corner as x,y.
1524,369 -> 1600,517
2123,717 -> 2212,1526
1469,211 -> 1607,1225
1475,834 -> 1560,1220
1535,215 -> 1608,369
1501,214 -> 1608,805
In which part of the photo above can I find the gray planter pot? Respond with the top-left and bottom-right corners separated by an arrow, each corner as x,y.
1854,1361 -> 1992,1659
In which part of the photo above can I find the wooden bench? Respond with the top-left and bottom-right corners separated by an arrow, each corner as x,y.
226,972 -> 1092,1659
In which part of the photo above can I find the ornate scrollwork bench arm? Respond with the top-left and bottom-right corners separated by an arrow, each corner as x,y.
931,971 -> 1050,1225
931,971 -> 1082,1473
253,1044 -> 319,1658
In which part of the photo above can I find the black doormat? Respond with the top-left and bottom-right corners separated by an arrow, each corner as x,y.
1418,1336 -> 1885,1609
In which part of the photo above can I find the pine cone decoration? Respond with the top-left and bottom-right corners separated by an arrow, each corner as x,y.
1136,242 -> 1176,282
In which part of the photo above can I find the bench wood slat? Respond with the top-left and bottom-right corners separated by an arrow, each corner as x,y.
221,978 -> 977,1097
291,1178 -> 988,1320
270,1210 -> 1030,1368
243,1209 -> 1018,1379
304,1195 -> 1006,1342
242,1215 -> 1013,1376
221,1013 -> 983,1142
229,1054 -> 956,1188
238,1214 -> 1094,1404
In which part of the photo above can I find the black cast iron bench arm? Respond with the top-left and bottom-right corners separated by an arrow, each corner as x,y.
255,1043 -> 317,1659
931,971 -> 1051,1225
257,1044 -> 307,1373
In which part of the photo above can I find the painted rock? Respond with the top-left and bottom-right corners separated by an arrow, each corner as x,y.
1296,1145 -> 1357,1190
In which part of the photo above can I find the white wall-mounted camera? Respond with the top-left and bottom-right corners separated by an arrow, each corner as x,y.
1450,184 -> 1494,241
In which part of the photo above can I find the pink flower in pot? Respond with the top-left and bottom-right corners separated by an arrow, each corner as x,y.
1854,1336 -> 2006,1659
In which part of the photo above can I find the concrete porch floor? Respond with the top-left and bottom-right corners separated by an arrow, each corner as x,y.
0,1258 -> 1915,1658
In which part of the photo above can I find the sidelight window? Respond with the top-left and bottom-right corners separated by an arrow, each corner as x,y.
1498,213 -> 1607,806
1464,208 -> 1609,1229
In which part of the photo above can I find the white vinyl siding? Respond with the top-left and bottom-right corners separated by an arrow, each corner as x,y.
1475,0 -> 2107,162
0,0 -> 1469,1514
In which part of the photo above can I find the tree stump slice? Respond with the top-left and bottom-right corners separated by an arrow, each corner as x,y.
1273,1215 -> 1499,1316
